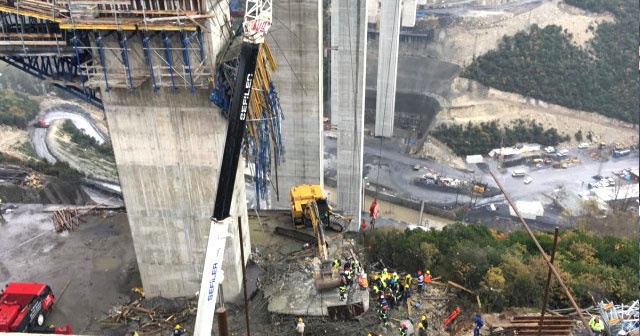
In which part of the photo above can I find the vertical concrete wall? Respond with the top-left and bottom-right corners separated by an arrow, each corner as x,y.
97,2 -> 249,299
331,0 -> 367,229
375,0 -> 401,137
367,0 -> 378,24
267,0 -> 324,208
402,0 -> 417,27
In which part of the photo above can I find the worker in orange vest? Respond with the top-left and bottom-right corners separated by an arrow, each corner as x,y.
358,271 -> 369,289
424,270 -> 432,291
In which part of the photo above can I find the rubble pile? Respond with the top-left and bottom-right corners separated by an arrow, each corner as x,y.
100,296 -> 197,336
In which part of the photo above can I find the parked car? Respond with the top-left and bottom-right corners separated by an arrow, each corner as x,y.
544,146 -> 555,153
578,143 -> 590,149
523,176 -> 533,184
512,169 -> 526,177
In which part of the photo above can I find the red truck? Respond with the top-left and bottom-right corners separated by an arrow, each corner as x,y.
0,282 -> 72,334
33,119 -> 50,128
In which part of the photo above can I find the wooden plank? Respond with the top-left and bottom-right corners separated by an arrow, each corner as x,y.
58,19 -> 197,30
17,0 -> 59,7
57,0 -> 130,4
0,40 -> 64,45
0,32 -> 62,38
12,2 -> 59,15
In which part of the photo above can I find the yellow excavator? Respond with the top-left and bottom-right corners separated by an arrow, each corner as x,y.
289,184 -> 348,232
289,184 -> 350,289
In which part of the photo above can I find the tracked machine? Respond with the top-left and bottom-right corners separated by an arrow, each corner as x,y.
288,184 -> 352,289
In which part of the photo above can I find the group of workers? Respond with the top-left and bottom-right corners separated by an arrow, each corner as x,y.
333,258 -> 367,302
369,267 -> 434,332
370,268 -> 432,310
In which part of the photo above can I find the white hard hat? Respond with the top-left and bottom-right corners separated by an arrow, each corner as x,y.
383,268 -> 387,272
393,272 -> 397,276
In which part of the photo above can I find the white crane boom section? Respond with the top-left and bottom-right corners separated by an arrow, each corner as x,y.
243,0 -> 272,44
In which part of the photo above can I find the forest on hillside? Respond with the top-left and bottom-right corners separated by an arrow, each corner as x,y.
0,89 -> 39,129
461,0 -> 638,125
367,223 -> 638,312
431,119 -> 569,156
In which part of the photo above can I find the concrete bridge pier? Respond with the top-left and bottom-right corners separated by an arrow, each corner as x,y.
102,86 -> 249,299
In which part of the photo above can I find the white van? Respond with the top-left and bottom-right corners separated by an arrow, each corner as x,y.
512,169 -> 526,177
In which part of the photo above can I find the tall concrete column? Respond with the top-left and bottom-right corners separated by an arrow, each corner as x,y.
331,0 -> 367,229
375,0 -> 401,137
268,0 -> 324,208
103,87 -> 249,299
96,3 -> 250,299
402,0 -> 417,28
367,0 -> 378,24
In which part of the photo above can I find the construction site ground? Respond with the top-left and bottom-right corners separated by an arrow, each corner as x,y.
1,202 -> 591,336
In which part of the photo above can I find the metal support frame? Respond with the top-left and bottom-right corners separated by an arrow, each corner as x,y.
210,64 -> 232,114
71,32 -> 88,95
267,81 -> 284,164
142,31 -> 160,93
161,30 -> 177,93
117,30 -> 137,92
0,55 -> 103,109
94,30 -> 111,91
181,30 -> 198,93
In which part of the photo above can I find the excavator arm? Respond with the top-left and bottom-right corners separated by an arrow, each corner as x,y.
304,201 -> 329,261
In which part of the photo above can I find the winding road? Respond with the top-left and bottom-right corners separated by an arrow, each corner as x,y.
31,105 -> 107,164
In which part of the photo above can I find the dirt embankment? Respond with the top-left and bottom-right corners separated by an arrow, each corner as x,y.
0,179 -> 93,204
435,78 -> 637,147
421,0 -> 614,65
0,125 -> 31,160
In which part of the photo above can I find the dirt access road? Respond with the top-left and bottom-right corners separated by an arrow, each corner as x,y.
0,205 -> 140,335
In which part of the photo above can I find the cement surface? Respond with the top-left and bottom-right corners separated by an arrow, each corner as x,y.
0,204 -> 140,334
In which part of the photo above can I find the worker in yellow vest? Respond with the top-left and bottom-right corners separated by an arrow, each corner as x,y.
380,268 -> 389,282
404,272 -> 413,288
589,316 -> 605,336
